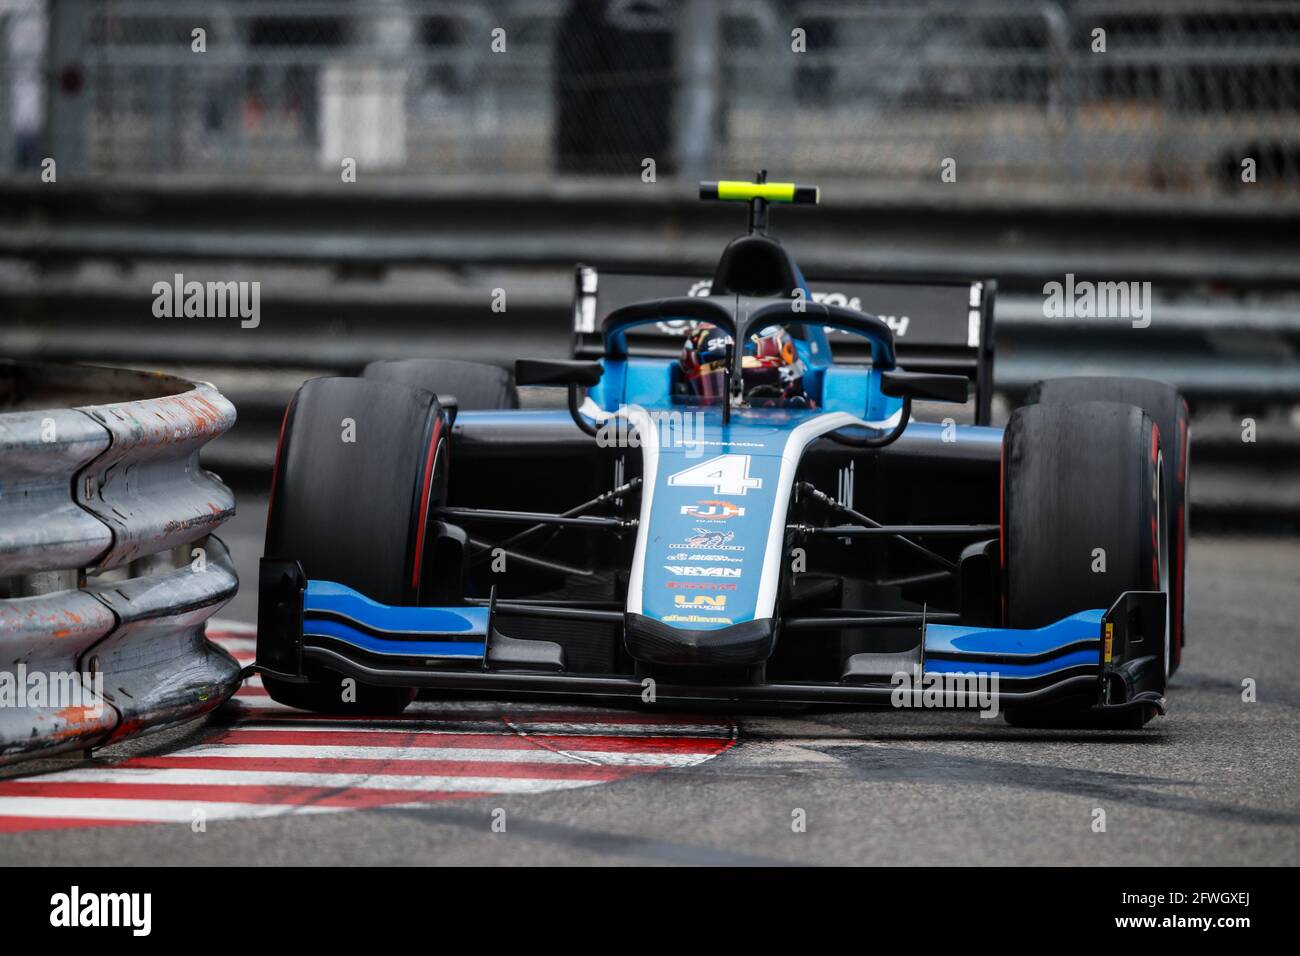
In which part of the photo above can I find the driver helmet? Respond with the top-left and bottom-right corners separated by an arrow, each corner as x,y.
679,323 -> 807,406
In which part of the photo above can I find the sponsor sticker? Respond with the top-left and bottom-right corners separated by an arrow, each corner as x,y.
664,565 -> 742,578
671,528 -> 743,551
674,594 -> 727,608
679,500 -> 745,520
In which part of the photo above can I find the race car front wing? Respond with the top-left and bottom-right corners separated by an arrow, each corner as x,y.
254,558 -> 1167,715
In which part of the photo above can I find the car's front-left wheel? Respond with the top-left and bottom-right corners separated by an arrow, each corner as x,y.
1000,400 -> 1167,728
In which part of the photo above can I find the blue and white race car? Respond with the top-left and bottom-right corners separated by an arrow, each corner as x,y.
254,176 -> 1189,728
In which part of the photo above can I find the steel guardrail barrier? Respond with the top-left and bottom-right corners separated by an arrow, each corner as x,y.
0,362 -> 240,765
2,176 -> 1297,293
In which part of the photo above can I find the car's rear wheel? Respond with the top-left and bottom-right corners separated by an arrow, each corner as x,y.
262,376 -> 450,714
1001,401 -> 1165,728
1024,377 -> 1188,672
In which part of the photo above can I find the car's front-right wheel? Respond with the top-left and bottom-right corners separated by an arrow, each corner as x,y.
261,375 -> 451,714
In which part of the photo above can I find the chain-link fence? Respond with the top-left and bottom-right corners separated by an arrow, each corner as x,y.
3,0 -> 1299,197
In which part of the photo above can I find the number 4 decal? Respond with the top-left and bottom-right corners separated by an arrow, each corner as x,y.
668,454 -> 762,496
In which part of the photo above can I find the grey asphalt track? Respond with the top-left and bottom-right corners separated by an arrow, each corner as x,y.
2,494 -> 1296,866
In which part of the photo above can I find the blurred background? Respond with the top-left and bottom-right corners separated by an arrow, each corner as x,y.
1,0 -> 1298,532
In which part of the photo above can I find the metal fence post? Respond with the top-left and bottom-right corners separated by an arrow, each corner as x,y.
0,12 -> 11,171
46,0 -> 88,173
676,0 -> 721,181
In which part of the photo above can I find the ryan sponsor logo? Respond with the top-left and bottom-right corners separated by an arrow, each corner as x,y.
663,565 -> 742,578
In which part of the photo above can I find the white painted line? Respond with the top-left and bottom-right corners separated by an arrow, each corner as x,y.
170,743 -> 710,767
33,767 -> 607,794
229,721 -> 731,737
0,796 -> 342,822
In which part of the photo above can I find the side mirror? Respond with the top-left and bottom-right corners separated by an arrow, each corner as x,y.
880,370 -> 969,404
514,359 -> 603,438
515,359 -> 603,388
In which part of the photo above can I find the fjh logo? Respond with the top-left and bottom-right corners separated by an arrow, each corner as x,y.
50,886 -> 152,936
679,500 -> 744,520
152,272 -> 261,328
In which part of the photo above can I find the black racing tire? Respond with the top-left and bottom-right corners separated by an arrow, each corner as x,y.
262,376 -> 450,714
1024,377 -> 1189,673
363,358 -> 518,410
1001,401 -> 1166,728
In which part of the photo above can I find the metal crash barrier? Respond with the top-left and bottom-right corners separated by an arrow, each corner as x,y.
0,361 -> 240,765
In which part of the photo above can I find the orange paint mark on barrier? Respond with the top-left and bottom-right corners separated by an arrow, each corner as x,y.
50,706 -> 112,740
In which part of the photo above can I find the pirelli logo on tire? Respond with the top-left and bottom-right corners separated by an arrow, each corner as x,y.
1104,622 -> 1114,663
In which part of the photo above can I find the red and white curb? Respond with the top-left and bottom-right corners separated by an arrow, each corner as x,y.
0,621 -> 736,832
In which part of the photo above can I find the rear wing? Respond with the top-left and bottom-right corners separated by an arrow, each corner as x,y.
571,267 -> 996,425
